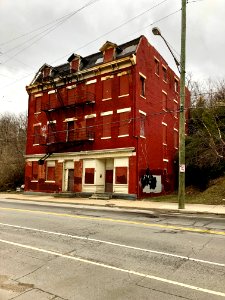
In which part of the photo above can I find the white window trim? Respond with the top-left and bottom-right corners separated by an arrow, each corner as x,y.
101,75 -> 114,81
163,159 -> 169,162
162,122 -> 167,126
33,123 -> 41,127
162,90 -> 167,95
63,117 -> 77,122
139,72 -> 146,79
174,99 -> 178,104
85,114 -> 96,119
118,94 -> 129,98
140,135 -> 146,139
174,128 -> 178,132
86,79 -> 97,85
47,120 -> 56,124
34,93 -> 43,98
66,84 -> 76,90
139,110 -> 147,116
140,95 -> 146,100
45,180 -> 56,183
117,71 -> 129,77
102,97 -> 112,101
31,180 -> 38,183
117,107 -> 131,114
101,137 -> 111,140
48,90 -> 56,94
118,134 -> 129,138
101,111 -> 113,116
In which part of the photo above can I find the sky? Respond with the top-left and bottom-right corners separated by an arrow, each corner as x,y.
0,0 -> 224,114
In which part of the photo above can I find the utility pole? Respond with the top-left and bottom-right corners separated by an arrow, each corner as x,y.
178,0 -> 187,209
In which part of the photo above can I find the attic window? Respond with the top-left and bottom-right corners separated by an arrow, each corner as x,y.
43,67 -> 51,78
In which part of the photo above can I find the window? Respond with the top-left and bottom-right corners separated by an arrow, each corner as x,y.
162,91 -> 167,110
162,66 -> 167,82
47,122 -> 56,144
46,161 -> 55,181
162,123 -> 167,145
174,78 -> 179,93
33,125 -> 41,145
86,117 -> 95,140
84,168 -> 95,184
119,74 -> 129,96
139,112 -> 146,137
32,161 -> 38,181
102,78 -> 112,100
102,114 -> 112,138
174,129 -> 179,149
67,121 -> 74,142
35,96 -> 41,113
115,167 -> 127,184
48,90 -> 57,109
174,101 -> 178,118
140,75 -> 145,97
86,83 -> 95,102
154,58 -> 160,76
118,111 -> 130,137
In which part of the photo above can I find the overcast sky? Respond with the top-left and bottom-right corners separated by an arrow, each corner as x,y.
0,0 -> 224,114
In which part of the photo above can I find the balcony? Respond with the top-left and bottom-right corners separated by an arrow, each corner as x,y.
42,90 -> 95,112
35,129 -> 95,153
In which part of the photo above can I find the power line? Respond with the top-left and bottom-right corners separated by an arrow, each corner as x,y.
0,0 -> 101,64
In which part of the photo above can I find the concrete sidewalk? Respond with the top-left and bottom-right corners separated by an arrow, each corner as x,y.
0,192 -> 225,216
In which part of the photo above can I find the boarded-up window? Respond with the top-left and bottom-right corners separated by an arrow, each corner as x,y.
154,58 -> 160,75
119,111 -> 130,136
162,66 -> 167,82
86,83 -> 95,102
48,123 -> 56,144
33,125 -> 40,144
115,167 -> 127,184
163,124 -> 167,145
174,78 -> 179,93
140,114 -> 146,137
102,115 -> 112,138
32,161 -> 38,180
46,161 -> 55,181
35,97 -> 41,113
174,101 -> 178,118
119,75 -> 129,96
86,118 -> 94,140
67,121 -> 74,142
84,168 -> 95,184
67,88 -> 76,105
162,92 -> 167,110
140,75 -> 145,97
49,91 -> 57,109
102,79 -> 112,99
174,129 -> 178,149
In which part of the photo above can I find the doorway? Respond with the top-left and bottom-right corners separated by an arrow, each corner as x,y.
67,169 -> 74,192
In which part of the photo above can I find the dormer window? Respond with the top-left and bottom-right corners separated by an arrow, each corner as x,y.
67,53 -> 82,73
100,41 -> 118,63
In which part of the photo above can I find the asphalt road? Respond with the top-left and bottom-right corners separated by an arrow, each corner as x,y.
0,199 -> 225,300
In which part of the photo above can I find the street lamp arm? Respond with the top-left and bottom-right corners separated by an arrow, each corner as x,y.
152,27 -> 180,73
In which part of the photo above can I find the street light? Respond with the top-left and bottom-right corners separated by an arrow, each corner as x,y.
152,0 -> 186,209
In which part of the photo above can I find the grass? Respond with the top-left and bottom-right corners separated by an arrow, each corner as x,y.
143,177 -> 225,205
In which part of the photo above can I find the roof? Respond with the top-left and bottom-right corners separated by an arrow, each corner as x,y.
29,36 -> 142,85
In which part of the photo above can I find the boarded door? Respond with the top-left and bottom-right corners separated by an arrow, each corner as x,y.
68,169 -> 74,192
105,170 -> 113,193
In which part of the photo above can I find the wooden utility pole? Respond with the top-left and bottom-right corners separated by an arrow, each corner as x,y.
178,0 -> 187,209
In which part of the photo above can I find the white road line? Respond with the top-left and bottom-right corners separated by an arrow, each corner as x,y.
0,222 -> 224,268
0,238 -> 225,298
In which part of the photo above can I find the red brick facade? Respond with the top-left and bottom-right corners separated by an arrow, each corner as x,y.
25,35 -> 190,199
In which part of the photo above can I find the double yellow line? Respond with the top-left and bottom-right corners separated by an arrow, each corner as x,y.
0,206 -> 225,236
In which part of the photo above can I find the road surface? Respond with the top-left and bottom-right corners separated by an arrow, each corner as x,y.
0,199 -> 225,299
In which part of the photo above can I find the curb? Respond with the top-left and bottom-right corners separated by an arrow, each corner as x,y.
1,196 -> 225,218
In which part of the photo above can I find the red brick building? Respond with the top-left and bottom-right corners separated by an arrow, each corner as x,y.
25,35 -> 190,199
